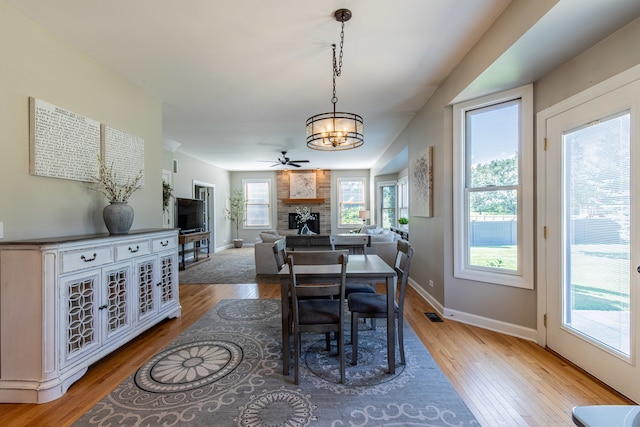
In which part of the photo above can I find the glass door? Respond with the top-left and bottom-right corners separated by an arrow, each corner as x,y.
545,78 -> 639,401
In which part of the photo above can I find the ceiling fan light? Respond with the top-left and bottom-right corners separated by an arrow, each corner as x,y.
306,111 -> 364,151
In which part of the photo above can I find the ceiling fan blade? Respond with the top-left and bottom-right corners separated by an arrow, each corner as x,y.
289,160 -> 309,163
289,162 -> 302,167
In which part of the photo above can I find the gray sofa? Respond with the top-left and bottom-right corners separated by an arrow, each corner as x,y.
254,228 -> 402,274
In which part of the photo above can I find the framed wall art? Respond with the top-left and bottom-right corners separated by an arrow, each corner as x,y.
411,146 -> 433,217
289,172 -> 316,198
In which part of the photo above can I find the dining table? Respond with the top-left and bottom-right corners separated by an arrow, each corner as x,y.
278,253 -> 398,375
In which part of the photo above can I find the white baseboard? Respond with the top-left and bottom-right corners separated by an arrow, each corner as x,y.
408,280 -> 538,343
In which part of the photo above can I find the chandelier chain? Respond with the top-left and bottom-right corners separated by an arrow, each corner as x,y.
331,20 -> 345,106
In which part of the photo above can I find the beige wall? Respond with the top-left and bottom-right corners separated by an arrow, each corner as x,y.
536,17 -> 640,112
0,3 -> 162,240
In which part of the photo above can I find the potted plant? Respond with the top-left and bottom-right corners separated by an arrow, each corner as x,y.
91,157 -> 143,234
162,180 -> 173,213
295,206 -> 314,234
398,217 -> 409,226
226,188 -> 245,248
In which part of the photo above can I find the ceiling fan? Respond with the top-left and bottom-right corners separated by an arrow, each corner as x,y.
258,151 -> 310,168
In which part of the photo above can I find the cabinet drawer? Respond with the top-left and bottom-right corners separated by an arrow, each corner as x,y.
115,240 -> 151,261
61,246 -> 113,273
152,235 -> 178,252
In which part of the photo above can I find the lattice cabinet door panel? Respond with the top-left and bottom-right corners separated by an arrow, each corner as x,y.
102,264 -> 133,343
157,252 -> 178,312
61,271 -> 101,367
135,256 -> 158,323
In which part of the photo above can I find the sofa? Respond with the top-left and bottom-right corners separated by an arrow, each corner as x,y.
254,227 -> 403,274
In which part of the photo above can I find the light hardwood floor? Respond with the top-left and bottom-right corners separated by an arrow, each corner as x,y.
0,280 -> 632,426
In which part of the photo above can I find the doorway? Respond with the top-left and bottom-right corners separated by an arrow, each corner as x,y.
193,180 -> 215,251
539,69 -> 640,401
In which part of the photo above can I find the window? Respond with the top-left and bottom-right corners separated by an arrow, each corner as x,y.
397,177 -> 408,224
379,182 -> 396,229
338,177 -> 365,227
244,179 -> 271,228
453,85 -> 533,289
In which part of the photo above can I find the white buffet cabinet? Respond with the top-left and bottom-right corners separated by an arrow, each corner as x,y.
0,228 -> 181,403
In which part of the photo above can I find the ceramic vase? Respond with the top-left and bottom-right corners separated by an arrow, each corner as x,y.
300,223 -> 310,235
103,201 -> 134,234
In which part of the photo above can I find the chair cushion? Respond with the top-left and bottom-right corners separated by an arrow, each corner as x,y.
348,293 -> 398,314
345,283 -> 376,297
298,299 -> 341,324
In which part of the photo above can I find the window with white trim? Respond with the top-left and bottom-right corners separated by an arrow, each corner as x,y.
397,177 -> 408,223
453,85 -> 533,288
379,182 -> 396,229
244,179 -> 271,228
338,177 -> 365,227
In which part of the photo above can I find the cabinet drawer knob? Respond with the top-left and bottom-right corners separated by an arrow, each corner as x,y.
160,240 -> 169,247
128,245 -> 140,253
98,304 -> 108,310
156,282 -> 162,287
80,253 -> 97,262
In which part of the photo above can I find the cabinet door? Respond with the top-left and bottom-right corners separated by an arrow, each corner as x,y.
102,264 -> 133,343
157,252 -> 178,311
61,271 -> 101,366
135,256 -> 157,323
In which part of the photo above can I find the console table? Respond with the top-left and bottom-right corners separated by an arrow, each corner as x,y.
285,234 -> 331,250
178,231 -> 210,270
0,229 -> 181,403
285,234 -> 371,251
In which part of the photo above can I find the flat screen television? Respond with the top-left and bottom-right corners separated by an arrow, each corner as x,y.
176,198 -> 205,233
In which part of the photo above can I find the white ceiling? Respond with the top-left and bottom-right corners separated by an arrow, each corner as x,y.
6,0 -> 640,171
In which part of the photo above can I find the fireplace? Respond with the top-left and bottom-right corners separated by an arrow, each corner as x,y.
288,213 -> 320,234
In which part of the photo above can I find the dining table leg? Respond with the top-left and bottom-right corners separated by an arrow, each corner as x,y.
280,279 -> 290,376
387,274 -> 397,374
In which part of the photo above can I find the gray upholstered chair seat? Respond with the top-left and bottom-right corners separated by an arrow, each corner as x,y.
344,283 -> 376,297
347,293 -> 398,314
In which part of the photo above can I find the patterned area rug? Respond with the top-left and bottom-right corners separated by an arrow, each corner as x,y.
179,246 -> 262,284
73,299 -> 479,426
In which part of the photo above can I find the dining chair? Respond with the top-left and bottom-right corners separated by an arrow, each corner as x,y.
330,235 -> 376,297
287,250 -> 349,385
272,238 -> 287,271
347,240 -> 414,365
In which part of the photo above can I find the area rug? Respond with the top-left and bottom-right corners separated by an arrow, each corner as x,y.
73,299 -> 479,426
179,246 -> 260,284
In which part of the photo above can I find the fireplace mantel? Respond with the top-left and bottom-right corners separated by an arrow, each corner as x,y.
282,198 -> 325,204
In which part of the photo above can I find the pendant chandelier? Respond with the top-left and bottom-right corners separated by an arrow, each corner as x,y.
306,9 -> 364,151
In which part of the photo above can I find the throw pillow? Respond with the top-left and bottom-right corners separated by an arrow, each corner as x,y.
259,231 -> 280,243
365,226 -> 384,235
370,231 -> 394,243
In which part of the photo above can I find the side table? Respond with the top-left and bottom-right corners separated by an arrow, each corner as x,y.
178,231 -> 210,269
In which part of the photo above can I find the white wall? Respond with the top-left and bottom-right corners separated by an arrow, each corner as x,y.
0,3 -> 162,240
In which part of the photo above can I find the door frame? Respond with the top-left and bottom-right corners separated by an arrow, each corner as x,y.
536,64 -> 640,347
192,180 -> 216,250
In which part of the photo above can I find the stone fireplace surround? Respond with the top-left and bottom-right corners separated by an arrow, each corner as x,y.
276,170 -> 331,234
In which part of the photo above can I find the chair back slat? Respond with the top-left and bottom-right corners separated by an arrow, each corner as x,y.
329,235 -> 369,254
